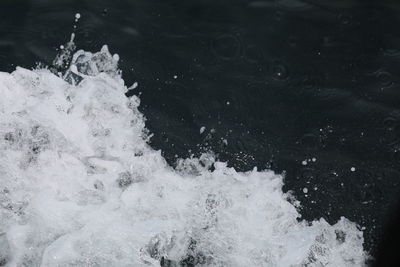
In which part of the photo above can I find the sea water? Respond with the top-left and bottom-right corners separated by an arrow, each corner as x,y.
0,43 -> 367,266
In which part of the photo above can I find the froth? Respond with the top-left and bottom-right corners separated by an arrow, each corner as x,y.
0,46 -> 367,266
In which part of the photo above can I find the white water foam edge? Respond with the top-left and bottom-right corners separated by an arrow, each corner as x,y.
0,45 -> 368,266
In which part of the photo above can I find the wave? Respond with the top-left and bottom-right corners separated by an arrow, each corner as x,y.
0,42 -> 367,266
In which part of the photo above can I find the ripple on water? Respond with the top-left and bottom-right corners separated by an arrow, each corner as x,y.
271,60 -> 289,80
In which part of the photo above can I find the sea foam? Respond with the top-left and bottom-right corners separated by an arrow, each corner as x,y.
0,46 -> 367,266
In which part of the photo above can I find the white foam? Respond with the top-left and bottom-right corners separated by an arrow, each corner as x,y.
129,81 -> 138,90
0,47 -> 367,266
74,13 -> 81,23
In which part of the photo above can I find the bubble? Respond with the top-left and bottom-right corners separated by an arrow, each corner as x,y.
74,13 -> 81,23
112,54 -> 120,61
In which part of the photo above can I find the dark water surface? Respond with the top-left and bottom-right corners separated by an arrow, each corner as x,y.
1,0 -> 400,259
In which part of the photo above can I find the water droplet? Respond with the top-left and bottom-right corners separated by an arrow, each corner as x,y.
271,61 -> 288,80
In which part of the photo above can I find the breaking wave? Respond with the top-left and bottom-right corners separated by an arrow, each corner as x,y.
0,43 -> 367,266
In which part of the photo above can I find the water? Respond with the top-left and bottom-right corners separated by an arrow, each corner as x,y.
0,43 -> 366,266
1,0 -> 400,265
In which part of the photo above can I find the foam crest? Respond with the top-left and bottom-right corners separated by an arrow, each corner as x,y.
0,46 -> 367,266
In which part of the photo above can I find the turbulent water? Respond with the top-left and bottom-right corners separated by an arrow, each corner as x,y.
0,44 -> 367,266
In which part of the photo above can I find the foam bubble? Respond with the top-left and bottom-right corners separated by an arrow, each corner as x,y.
75,13 -> 81,23
0,46 -> 367,266
129,81 -> 138,90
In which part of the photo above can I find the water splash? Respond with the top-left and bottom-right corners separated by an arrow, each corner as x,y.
0,44 -> 367,266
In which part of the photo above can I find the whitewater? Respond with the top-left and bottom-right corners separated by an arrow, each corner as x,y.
0,43 -> 367,266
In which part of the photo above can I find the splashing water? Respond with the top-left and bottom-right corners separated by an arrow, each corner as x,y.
0,43 -> 367,266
